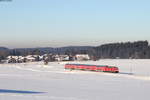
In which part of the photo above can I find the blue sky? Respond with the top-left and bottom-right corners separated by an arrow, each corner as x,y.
0,0 -> 150,48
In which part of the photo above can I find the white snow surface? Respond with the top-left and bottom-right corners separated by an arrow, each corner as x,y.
0,59 -> 150,100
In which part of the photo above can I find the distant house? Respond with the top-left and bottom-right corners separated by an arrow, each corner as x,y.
54,55 -> 60,61
7,56 -> 16,63
54,55 -> 70,61
25,55 -> 36,62
7,56 -> 24,63
59,55 -> 70,61
43,54 -> 55,62
75,54 -> 90,61
39,55 -> 44,61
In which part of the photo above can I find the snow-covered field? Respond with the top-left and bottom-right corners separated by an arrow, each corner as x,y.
0,59 -> 150,100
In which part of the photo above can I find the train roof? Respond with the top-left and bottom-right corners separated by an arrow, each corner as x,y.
66,64 -> 117,68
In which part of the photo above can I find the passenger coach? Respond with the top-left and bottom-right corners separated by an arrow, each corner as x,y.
65,64 -> 119,73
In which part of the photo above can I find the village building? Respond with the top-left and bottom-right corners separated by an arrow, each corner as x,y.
25,55 -> 36,62
54,55 -> 70,61
7,56 -> 25,63
75,54 -> 90,61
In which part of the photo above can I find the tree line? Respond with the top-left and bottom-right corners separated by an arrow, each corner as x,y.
0,40 -> 150,61
93,40 -> 150,59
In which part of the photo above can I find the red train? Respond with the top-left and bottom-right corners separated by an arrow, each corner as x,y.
65,64 -> 119,73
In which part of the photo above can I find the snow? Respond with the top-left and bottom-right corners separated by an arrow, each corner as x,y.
0,59 -> 150,100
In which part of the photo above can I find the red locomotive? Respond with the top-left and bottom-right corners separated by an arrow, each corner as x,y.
65,64 -> 119,73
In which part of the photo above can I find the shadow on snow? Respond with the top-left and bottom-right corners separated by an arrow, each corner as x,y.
119,72 -> 134,75
0,89 -> 45,94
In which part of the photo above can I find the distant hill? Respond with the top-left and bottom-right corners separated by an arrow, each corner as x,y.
9,46 -> 94,56
0,47 -> 9,50
1,40 -> 150,60
0,47 -> 10,60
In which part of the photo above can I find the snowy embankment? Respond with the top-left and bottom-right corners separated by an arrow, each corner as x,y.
0,59 -> 150,100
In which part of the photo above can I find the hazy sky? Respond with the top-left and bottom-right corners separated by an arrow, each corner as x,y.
0,0 -> 150,48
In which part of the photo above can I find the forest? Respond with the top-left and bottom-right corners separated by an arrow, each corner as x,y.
94,40 -> 150,59
0,40 -> 150,61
